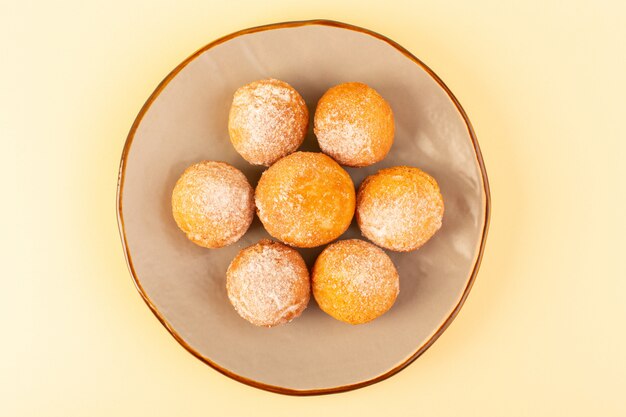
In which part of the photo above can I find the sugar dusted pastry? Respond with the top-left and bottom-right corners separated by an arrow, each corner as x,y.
357,166 -> 444,252
171,161 -> 254,248
255,152 -> 355,248
228,79 -> 308,166
314,82 -> 394,167
312,239 -> 399,324
226,240 -> 310,327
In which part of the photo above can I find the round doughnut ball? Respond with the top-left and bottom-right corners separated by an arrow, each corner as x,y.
357,166 -> 444,252
314,82 -> 394,167
226,239 -> 310,327
228,79 -> 308,166
312,239 -> 399,325
171,161 -> 254,248
255,152 -> 355,248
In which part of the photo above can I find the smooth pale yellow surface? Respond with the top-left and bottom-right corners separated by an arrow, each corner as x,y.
1,1 -> 624,416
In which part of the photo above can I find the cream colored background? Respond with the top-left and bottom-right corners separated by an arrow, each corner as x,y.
1,1 -> 624,416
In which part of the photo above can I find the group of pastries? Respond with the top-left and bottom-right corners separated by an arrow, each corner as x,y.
171,79 -> 444,327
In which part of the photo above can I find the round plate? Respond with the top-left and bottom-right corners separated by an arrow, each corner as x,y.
117,20 -> 490,395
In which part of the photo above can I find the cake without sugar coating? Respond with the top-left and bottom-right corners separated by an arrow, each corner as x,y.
255,152 -> 356,248
312,239 -> 399,325
314,82 -> 394,167
357,166 -> 444,252
226,239 -> 310,327
228,79 -> 308,166
171,161 -> 254,248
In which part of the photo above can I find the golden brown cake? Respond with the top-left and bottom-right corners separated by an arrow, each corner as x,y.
357,166 -> 444,252
228,79 -> 308,166
312,239 -> 399,324
226,239 -> 310,327
171,161 -> 254,248
255,152 -> 356,248
314,82 -> 394,167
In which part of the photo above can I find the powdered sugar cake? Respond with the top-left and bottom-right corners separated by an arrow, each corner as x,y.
117,20 -> 490,394
171,161 -> 254,248
227,240 -> 310,327
313,239 -> 399,325
314,82 -> 394,167
229,79 -> 308,166
357,166 -> 444,252
255,151 -> 355,248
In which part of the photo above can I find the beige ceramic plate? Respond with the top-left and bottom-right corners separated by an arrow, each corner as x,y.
117,20 -> 490,395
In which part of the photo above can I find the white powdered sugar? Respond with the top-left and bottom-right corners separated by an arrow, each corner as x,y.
338,251 -> 398,299
316,109 -> 374,160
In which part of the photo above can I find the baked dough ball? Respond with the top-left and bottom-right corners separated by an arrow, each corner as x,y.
171,161 -> 254,248
228,79 -> 309,166
314,82 -> 394,167
226,239 -> 310,327
312,239 -> 399,325
357,166 -> 444,252
255,152 -> 355,248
